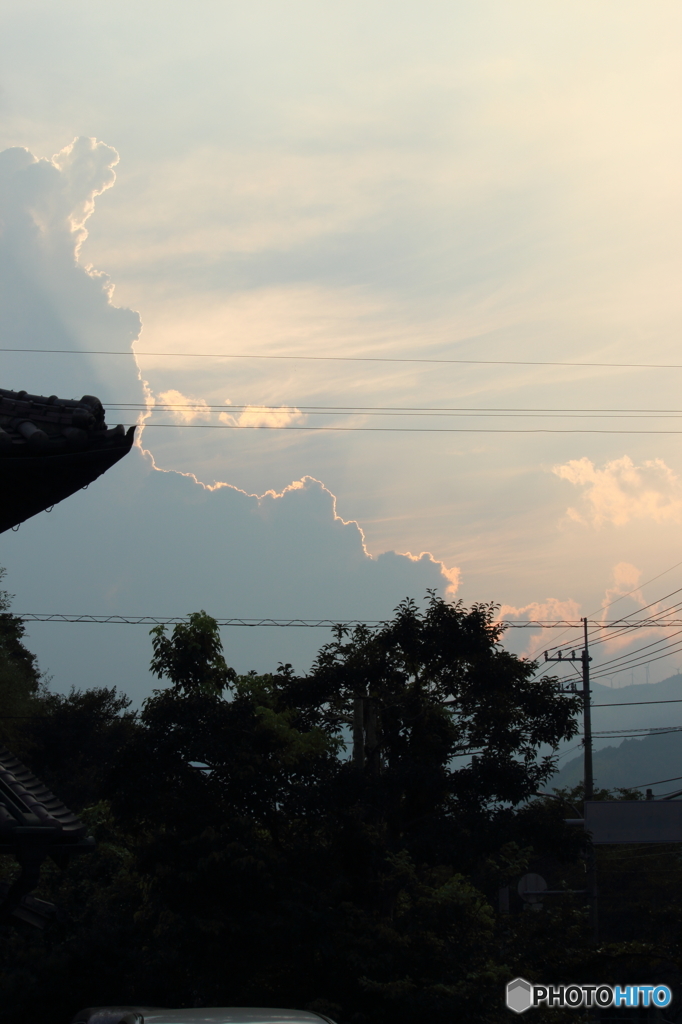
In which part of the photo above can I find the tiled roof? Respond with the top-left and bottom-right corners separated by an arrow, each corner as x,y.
0,388 -> 135,532
0,744 -> 88,843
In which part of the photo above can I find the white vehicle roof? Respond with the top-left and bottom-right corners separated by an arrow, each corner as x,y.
72,1008 -> 335,1024
145,1011 -> 330,1024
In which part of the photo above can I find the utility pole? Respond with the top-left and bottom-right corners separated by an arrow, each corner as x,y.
544,617 -> 597,941
352,695 -> 380,774
353,695 -> 365,768
581,616 -> 593,801
543,617 -> 593,798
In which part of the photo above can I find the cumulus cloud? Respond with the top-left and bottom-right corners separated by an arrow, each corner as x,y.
0,138 -> 460,700
596,562 -> 676,655
3,457 -> 460,698
51,137 -> 119,242
500,598 -> 582,659
553,456 -> 682,527
219,405 -> 305,429
156,389 -> 211,423
601,561 -> 644,614
0,136 -> 118,248
0,137 -> 141,404
500,597 -> 582,623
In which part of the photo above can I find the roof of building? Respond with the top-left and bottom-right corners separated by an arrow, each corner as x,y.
0,387 -> 135,533
0,744 -> 90,848
71,1009 -> 336,1024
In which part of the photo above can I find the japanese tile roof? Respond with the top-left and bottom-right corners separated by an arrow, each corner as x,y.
0,388 -> 135,532
0,744 -> 88,846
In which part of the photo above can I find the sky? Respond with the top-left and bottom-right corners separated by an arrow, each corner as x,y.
2,1 -> 682,706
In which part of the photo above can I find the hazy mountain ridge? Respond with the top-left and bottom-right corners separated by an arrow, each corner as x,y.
551,673 -> 681,795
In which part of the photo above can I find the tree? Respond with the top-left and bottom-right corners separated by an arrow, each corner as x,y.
149,611 -> 236,695
103,595 -> 583,1023
24,686 -> 138,811
302,595 -> 581,838
0,568 -> 43,753
0,594 -> 592,1024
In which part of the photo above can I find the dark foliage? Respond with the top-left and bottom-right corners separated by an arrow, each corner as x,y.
0,569 -> 42,752
0,593 -> 678,1024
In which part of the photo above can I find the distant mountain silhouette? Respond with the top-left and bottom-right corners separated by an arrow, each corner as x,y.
552,730 -> 681,795
551,672 -> 681,795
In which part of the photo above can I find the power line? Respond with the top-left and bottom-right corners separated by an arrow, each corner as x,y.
16,614 -> 682,678
17,614 -> 682,627
16,614 -> 386,628
627,774 -> 682,789
537,558 -> 682,659
588,727 -> 682,737
588,618 -> 682,671
591,698 -> 682,708
132,423 -> 682,434
601,585 -> 682,630
562,605 -> 682,673
546,579 -> 682,657
6,347 -> 682,370
555,742 -> 583,762
591,640 -> 682,680
112,403 -> 682,416
586,627 -> 682,672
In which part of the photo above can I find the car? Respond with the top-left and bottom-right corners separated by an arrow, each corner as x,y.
70,1009 -> 338,1024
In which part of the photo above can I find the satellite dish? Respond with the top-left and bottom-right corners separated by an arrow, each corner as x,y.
517,873 -> 547,904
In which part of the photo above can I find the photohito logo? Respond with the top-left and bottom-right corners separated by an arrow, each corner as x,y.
505,978 -> 673,1013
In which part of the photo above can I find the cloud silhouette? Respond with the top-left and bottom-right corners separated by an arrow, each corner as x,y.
2,452 -> 457,698
0,138 -> 460,698
0,137 -> 141,404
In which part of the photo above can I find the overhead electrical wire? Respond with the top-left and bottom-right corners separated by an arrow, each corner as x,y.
112,402 -> 682,417
17,610 -> 681,681
591,640 -> 682,680
555,742 -> 583,763
580,608 -> 682,652
8,351 -> 681,703
581,599 -> 682,674
586,727 -> 682,737
576,598 -> 682,651
16,613 -> 682,628
535,557 -> 682,658
600,585 -> 682,629
545,583 -> 682,657
6,347 -> 682,371
591,698 -> 682,708
15,611 -> 682,690
587,627 -> 682,672
591,646 -> 682,680
126,422 -> 682,435
550,595 -> 682,654
566,615 -> 682,674
628,774 -> 682,789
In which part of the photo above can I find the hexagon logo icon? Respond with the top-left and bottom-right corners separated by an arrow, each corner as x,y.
506,977 -> 533,1014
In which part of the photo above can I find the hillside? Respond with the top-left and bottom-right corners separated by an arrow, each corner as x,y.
552,729 -> 681,794
550,672 -> 681,794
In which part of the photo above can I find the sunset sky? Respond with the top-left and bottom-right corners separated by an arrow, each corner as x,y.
2,1 -> 682,701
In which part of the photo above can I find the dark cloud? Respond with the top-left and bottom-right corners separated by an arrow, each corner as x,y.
1,452 -> 453,698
